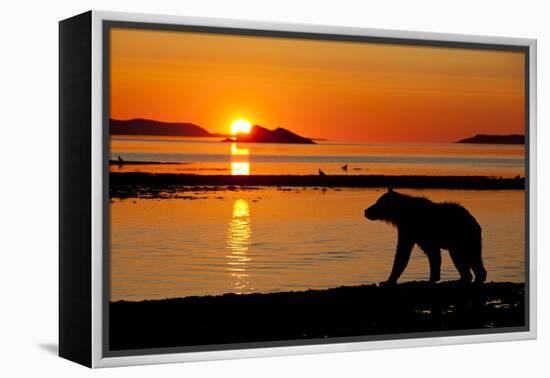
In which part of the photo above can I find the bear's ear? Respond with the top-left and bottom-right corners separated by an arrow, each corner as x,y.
387,187 -> 393,193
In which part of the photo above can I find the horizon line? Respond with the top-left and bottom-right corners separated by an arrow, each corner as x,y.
109,117 -> 525,145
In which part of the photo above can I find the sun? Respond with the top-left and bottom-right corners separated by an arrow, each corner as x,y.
230,119 -> 252,135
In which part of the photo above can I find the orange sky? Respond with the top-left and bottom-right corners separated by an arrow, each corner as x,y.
110,28 -> 525,143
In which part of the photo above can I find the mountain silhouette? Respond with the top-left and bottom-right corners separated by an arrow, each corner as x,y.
456,134 -> 524,145
223,125 -> 315,144
110,118 -> 212,137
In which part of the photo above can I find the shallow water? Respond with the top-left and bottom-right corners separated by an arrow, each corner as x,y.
110,188 -> 525,301
110,136 -> 525,177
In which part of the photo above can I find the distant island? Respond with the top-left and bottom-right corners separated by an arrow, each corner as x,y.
110,118 -> 213,137
222,125 -> 315,144
457,134 -> 524,145
109,119 -> 313,144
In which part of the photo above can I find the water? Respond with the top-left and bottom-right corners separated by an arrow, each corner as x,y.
110,136 -> 525,177
109,136 -> 526,301
110,188 -> 525,301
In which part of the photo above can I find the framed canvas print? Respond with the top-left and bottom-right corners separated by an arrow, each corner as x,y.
59,10 -> 537,368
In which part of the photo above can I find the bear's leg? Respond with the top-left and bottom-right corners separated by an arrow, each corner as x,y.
426,248 -> 441,283
449,248 -> 473,283
469,235 -> 486,284
382,231 -> 414,285
471,254 -> 487,284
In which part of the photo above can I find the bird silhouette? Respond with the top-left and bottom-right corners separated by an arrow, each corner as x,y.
341,164 -> 348,171
318,168 -> 326,176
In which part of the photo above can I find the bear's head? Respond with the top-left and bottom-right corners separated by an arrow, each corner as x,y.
364,188 -> 402,222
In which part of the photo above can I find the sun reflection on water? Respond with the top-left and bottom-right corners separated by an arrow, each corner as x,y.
230,143 -> 250,175
231,162 -> 250,175
231,143 -> 249,156
226,199 -> 252,293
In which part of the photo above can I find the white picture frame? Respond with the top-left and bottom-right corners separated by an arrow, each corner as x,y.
59,10 -> 537,368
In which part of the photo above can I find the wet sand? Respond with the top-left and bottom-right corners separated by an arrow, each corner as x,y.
110,172 -> 524,199
109,281 -> 525,351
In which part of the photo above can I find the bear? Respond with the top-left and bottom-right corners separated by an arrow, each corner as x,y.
364,188 -> 486,285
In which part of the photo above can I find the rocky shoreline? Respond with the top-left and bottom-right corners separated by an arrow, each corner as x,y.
109,281 -> 525,351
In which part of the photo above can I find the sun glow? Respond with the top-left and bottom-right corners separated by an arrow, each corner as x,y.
230,119 -> 252,135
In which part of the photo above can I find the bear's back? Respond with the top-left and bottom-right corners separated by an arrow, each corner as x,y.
421,201 -> 480,248
395,197 -> 480,248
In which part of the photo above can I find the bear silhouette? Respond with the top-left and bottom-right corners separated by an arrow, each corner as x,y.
364,188 -> 486,285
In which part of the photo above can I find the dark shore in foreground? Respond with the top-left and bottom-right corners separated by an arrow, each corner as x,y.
110,172 -> 524,199
109,281 -> 524,351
